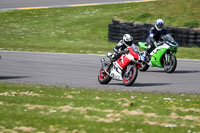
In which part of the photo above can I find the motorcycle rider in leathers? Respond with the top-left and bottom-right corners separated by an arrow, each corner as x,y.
144,19 -> 168,60
109,34 -> 134,61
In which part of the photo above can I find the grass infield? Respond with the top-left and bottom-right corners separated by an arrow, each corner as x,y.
0,83 -> 199,132
0,0 -> 200,59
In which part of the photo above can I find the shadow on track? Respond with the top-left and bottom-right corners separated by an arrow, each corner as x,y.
145,70 -> 200,74
0,76 -> 30,80
134,83 -> 170,87
173,70 -> 200,74
109,82 -> 170,87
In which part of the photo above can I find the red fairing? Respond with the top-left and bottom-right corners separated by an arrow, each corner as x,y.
127,47 -> 139,60
116,55 -> 131,69
116,47 -> 140,69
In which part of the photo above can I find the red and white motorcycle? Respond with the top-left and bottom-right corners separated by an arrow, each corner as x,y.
98,45 -> 141,86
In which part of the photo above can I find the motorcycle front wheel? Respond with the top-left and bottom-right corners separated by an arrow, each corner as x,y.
98,63 -> 112,84
164,54 -> 177,73
123,64 -> 138,86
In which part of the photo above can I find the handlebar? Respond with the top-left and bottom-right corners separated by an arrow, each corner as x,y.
119,49 -> 129,54
156,42 -> 163,47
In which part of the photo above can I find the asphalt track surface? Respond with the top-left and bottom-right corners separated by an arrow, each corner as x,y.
0,51 -> 200,94
0,0 -> 152,10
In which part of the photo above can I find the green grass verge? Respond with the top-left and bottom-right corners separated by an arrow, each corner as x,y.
0,83 -> 200,133
0,0 -> 200,59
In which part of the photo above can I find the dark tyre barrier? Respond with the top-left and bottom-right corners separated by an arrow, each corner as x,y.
108,19 -> 200,47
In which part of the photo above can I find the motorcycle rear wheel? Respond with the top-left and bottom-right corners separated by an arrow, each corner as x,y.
123,64 -> 138,86
98,63 -> 112,84
164,54 -> 177,73
139,62 -> 149,71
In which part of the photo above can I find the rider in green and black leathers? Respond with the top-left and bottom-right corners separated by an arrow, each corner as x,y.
144,19 -> 168,60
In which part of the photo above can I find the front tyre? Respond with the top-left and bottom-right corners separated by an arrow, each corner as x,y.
164,54 -> 177,73
98,63 -> 112,84
123,64 -> 138,86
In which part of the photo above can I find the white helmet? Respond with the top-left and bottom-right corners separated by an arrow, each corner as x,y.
123,34 -> 133,47
155,19 -> 164,31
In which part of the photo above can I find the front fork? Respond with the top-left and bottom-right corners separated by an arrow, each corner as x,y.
165,53 -> 169,64
100,58 -> 111,76
124,65 -> 133,80
165,51 -> 174,65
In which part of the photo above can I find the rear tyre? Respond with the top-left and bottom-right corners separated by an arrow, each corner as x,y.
139,62 -> 149,71
98,63 -> 112,84
164,54 -> 177,73
123,64 -> 138,86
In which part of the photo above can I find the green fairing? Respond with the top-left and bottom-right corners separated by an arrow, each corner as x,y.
151,48 -> 167,67
171,47 -> 178,54
138,41 -> 177,68
138,42 -> 147,49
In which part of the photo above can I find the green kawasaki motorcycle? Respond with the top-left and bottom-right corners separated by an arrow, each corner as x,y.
138,34 -> 178,73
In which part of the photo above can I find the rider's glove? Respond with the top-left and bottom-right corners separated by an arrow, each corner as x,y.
118,49 -> 122,54
119,51 -> 124,54
119,49 -> 129,54
124,49 -> 129,54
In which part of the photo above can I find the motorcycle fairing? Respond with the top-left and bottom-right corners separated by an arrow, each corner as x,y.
116,47 -> 139,69
110,61 -> 123,80
110,54 -> 130,81
138,42 -> 148,49
117,54 -> 131,69
150,44 -> 170,67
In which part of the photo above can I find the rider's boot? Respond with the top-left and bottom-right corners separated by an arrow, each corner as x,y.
141,51 -> 148,61
100,58 -> 106,68
107,52 -> 117,63
144,47 -> 153,62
